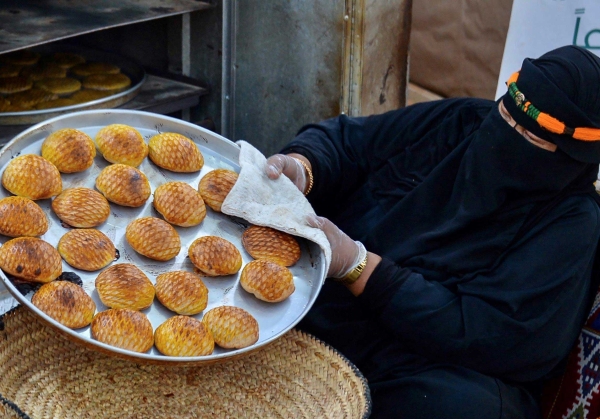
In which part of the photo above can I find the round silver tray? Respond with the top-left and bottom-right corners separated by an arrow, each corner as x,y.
0,109 -> 326,365
0,45 -> 146,126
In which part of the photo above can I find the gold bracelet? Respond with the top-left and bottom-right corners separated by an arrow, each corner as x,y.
334,254 -> 368,285
293,157 -> 314,195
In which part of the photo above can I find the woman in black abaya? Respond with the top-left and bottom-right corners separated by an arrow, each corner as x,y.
265,46 -> 600,418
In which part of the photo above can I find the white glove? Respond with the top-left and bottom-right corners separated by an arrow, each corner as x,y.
265,154 -> 309,194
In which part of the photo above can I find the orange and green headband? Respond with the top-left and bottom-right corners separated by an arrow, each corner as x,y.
506,71 -> 600,141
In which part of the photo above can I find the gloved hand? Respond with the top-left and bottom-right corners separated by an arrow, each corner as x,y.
266,154 -> 309,194
307,214 -> 366,279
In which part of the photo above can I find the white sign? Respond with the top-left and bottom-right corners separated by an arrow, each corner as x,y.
496,0 -> 600,99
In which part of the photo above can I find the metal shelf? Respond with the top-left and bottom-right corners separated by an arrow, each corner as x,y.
0,0 -> 213,54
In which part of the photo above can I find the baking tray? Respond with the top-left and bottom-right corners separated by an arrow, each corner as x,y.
0,45 -> 146,126
0,109 -> 326,365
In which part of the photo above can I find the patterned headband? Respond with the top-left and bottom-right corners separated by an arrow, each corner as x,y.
506,71 -> 600,141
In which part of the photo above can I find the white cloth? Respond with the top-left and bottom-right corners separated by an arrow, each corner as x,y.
221,141 -> 331,273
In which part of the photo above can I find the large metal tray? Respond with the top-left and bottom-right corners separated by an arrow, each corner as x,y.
0,45 -> 146,126
0,109 -> 326,364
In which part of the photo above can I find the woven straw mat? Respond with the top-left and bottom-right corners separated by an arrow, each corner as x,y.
0,306 -> 371,419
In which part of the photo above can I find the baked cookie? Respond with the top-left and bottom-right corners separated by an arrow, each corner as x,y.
154,270 -> 208,315
34,97 -> 76,110
148,132 -> 204,173
94,124 -> 148,167
95,263 -> 155,311
71,62 -> 120,77
95,164 -> 151,207
153,181 -> 206,227
202,306 -> 259,349
58,229 -> 116,271
69,89 -> 111,104
41,128 -> 96,173
91,308 -> 154,353
188,235 -> 242,276
240,259 -> 295,303
0,237 -> 62,283
197,169 -> 239,212
0,76 -> 33,94
35,77 -> 81,95
21,63 -> 67,81
0,50 -> 40,66
242,225 -> 301,267
125,217 -> 181,261
0,64 -> 22,78
32,281 -> 96,329
6,87 -> 58,110
2,154 -> 62,200
82,73 -> 131,91
155,316 -> 214,357
49,52 -> 86,69
52,187 -> 111,228
0,196 -> 48,237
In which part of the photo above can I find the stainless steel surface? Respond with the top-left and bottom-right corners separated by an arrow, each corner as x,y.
0,45 -> 146,126
0,1 -> 213,54
0,109 -> 326,364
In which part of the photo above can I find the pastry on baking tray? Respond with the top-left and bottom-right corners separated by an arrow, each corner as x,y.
69,89 -> 111,103
91,308 -> 154,353
0,64 -> 22,78
242,225 -> 301,267
6,87 -> 58,110
188,235 -> 242,277
32,281 -> 96,329
240,259 -> 295,303
197,169 -> 239,212
0,196 -> 49,237
42,128 -> 96,173
154,270 -> 208,315
153,181 -> 206,227
0,76 -> 33,94
82,73 -> 131,91
58,229 -> 116,271
155,316 -> 214,357
48,52 -> 86,69
35,77 -> 81,95
95,263 -> 155,311
71,62 -> 121,77
0,237 -> 62,283
148,132 -> 204,173
202,306 -> 259,349
95,163 -> 151,207
52,187 -> 111,228
94,124 -> 148,167
0,50 -> 41,66
125,217 -> 181,261
2,154 -> 62,200
20,63 -> 67,81
34,97 -> 76,110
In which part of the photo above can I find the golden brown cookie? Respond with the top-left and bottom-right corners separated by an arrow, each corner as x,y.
0,50 -> 40,66
41,128 -> 96,173
148,132 -> 204,173
95,263 -> 155,311
154,270 -> 208,315
0,196 -> 48,237
95,163 -> 151,207
71,62 -> 120,77
0,237 -> 62,283
0,76 -> 33,94
52,187 -> 111,228
35,77 -> 81,95
0,64 -> 22,78
21,63 -> 67,81
82,73 -> 131,91
91,308 -> 154,353
125,217 -> 181,261
188,235 -> 242,277
32,281 -> 96,329
6,87 -> 58,110
197,169 -> 239,212
2,154 -> 62,200
69,89 -> 111,104
242,225 -> 301,267
155,316 -> 214,357
153,181 -> 206,227
58,229 -> 116,271
34,97 -> 76,110
240,259 -> 295,303
202,306 -> 259,349
48,52 -> 86,69
94,124 -> 148,167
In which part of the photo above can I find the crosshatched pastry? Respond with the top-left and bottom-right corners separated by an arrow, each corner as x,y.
202,306 -> 259,349
32,281 -> 96,329
95,163 -> 151,207
94,124 -> 148,167
153,181 -> 206,227
0,237 -> 62,283
0,50 -> 40,66
197,169 -> 239,212
0,76 -> 33,94
2,154 -> 62,200
0,196 -> 48,237
188,235 -> 242,276
69,89 -> 110,103
35,77 -> 81,95
58,229 -> 116,271
240,259 -> 295,303
154,270 -> 208,315
52,187 -> 111,228
6,88 -> 58,110
242,225 -> 301,267
95,263 -> 155,311
91,308 -> 154,353
48,52 -> 86,69
125,217 -> 181,261
0,64 -> 23,78
42,128 -> 96,173
21,63 -> 67,81
71,62 -> 121,77
155,316 -> 214,357
148,132 -> 204,173
82,73 -> 131,91
34,97 -> 76,110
